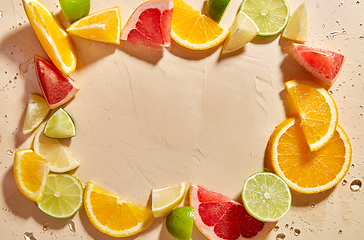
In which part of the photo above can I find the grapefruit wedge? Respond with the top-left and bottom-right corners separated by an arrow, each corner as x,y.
290,43 -> 345,86
190,184 -> 276,240
35,55 -> 79,109
121,0 -> 173,47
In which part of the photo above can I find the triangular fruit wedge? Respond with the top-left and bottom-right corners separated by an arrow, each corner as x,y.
290,43 -> 345,86
34,55 -> 79,109
190,184 -> 276,240
121,0 -> 173,47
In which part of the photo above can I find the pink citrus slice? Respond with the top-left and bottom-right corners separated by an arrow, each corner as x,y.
190,184 -> 276,240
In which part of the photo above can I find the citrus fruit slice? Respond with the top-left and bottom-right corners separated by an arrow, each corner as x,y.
67,7 -> 121,45
83,182 -> 154,237
290,43 -> 345,86
35,55 -> 79,109
152,182 -> 187,217
22,0 -> 77,74
37,173 -> 83,218
267,118 -> 352,194
242,172 -> 291,222
171,0 -> 229,50
190,184 -> 276,240
13,149 -> 49,202
282,2 -> 308,42
285,79 -> 338,151
59,0 -> 90,23
43,108 -> 76,138
33,122 -> 80,173
166,207 -> 194,240
22,93 -> 50,135
240,0 -> 290,37
222,11 -> 259,54
206,0 -> 231,23
121,0 -> 173,47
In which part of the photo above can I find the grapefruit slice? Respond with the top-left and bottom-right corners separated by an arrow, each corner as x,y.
190,184 -> 276,240
290,43 -> 345,86
34,55 -> 79,109
121,0 -> 173,47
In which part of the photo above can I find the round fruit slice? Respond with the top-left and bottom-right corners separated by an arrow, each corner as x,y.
33,122 -> 80,173
190,184 -> 276,240
43,108 -> 76,138
22,0 -> 77,74
282,2 -> 308,42
240,0 -> 290,37
267,118 -> 352,194
67,7 -> 121,45
290,43 -> 345,86
171,0 -> 229,50
83,182 -> 154,237
222,11 -> 259,54
13,149 -> 49,202
242,172 -> 291,222
285,79 -> 338,151
37,173 -> 83,218
121,0 -> 173,47
152,182 -> 187,217
206,0 -> 231,23
166,207 -> 194,240
22,93 -> 50,135
59,0 -> 90,23
35,55 -> 79,109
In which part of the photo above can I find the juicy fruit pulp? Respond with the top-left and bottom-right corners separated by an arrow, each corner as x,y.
206,0 -> 231,23
166,207 -> 194,240
43,108 -> 76,138
59,0 -> 90,23
22,93 -> 50,134
282,2 -> 308,42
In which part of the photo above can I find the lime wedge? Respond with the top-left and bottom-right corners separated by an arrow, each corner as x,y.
282,2 -> 308,42
43,108 -> 76,138
242,172 -> 291,222
59,0 -> 90,23
222,11 -> 259,53
37,173 -> 83,218
206,0 -> 231,23
240,0 -> 290,37
23,93 -> 50,135
166,207 -> 194,240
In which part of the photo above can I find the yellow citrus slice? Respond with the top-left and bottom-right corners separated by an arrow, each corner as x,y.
22,0 -> 77,75
13,149 -> 50,202
171,0 -> 229,50
83,182 -> 154,237
66,7 -> 121,45
22,93 -> 50,135
267,118 -> 352,194
285,79 -> 338,151
282,2 -> 308,42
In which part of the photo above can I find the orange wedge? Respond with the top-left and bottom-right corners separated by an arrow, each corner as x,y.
83,182 -> 154,237
171,0 -> 229,50
267,118 -> 352,194
22,0 -> 77,75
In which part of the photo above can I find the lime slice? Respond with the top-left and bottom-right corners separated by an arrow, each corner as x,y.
37,173 -> 83,218
282,2 -> 308,42
242,172 -> 291,222
206,0 -> 231,23
59,0 -> 90,23
240,0 -> 290,37
222,11 -> 259,53
23,93 -> 50,135
33,122 -> 80,173
166,207 -> 194,240
43,108 -> 76,138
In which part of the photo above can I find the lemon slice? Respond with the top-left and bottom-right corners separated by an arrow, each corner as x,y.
23,93 -> 50,135
43,108 -> 76,138
282,2 -> 308,42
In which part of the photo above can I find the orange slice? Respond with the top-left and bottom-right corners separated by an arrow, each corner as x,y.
66,7 -> 122,45
267,118 -> 352,194
171,0 -> 229,50
285,79 -> 338,151
83,182 -> 154,237
22,0 -> 77,75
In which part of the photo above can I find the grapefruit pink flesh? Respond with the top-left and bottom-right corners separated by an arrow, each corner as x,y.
290,43 -> 345,86
35,55 -> 79,109
190,184 -> 276,240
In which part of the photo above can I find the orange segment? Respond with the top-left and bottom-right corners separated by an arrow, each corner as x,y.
267,118 -> 351,194
83,182 -> 154,237
171,0 -> 229,50
22,0 -> 77,75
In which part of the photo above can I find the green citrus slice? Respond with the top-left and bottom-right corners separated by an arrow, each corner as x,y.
206,0 -> 231,23
240,0 -> 290,37
43,108 -> 76,138
242,172 -> 291,222
37,173 -> 83,218
282,2 -> 308,42
23,93 -> 50,135
166,207 -> 194,240
59,0 -> 90,23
